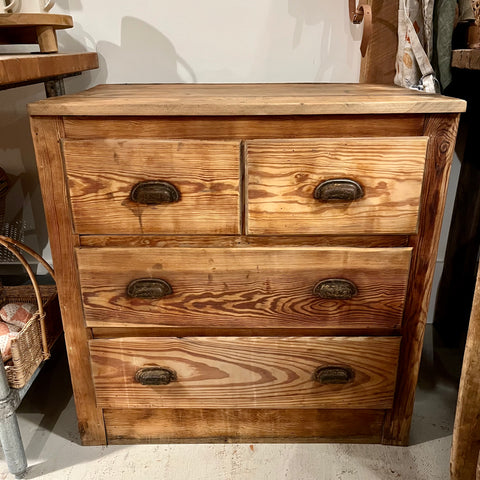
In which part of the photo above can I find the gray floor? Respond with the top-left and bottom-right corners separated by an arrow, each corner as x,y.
0,327 -> 463,480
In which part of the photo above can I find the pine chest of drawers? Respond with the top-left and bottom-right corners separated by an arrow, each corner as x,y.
29,84 -> 465,446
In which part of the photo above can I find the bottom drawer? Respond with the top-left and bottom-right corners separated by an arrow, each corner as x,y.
90,336 -> 400,409
104,408 -> 386,444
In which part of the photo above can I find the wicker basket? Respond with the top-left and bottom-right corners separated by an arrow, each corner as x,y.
0,235 -> 59,389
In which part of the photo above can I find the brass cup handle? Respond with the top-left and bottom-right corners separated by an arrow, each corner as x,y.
313,366 -> 354,385
135,367 -> 177,385
127,278 -> 173,299
313,279 -> 358,300
130,180 -> 181,205
313,179 -> 364,202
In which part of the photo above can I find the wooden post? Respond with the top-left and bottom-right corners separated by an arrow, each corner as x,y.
359,0 -> 399,84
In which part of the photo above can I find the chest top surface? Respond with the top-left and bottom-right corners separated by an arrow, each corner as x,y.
27,83 -> 466,117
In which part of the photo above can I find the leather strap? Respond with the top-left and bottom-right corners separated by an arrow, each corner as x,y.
349,0 -> 373,57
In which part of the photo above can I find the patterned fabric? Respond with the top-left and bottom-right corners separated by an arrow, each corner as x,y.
395,0 -> 438,93
0,321 -> 21,361
0,302 -> 36,361
0,302 -> 36,328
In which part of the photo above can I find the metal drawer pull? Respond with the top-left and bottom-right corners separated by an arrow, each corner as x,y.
135,367 -> 177,385
130,180 -> 181,204
313,366 -> 354,385
313,179 -> 364,201
313,279 -> 358,300
127,278 -> 173,299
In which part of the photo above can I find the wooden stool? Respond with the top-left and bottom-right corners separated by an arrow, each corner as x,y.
0,14 -> 73,53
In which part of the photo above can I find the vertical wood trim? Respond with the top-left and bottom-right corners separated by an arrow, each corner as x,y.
450,265 -> 480,479
30,116 -> 106,445
359,0 -> 399,84
382,113 -> 460,445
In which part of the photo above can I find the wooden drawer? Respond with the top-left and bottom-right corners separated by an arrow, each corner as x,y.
246,136 -> 428,235
76,246 -> 412,329
90,336 -> 401,409
62,138 -> 241,234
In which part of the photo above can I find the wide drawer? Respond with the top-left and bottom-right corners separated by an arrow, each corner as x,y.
246,136 -> 428,235
76,246 -> 412,329
90,336 -> 401,409
62,139 -> 241,234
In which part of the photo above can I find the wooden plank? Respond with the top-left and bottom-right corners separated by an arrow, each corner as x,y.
90,336 -> 401,409
76,246 -> 412,330
29,116 -> 106,445
104,408 -> 386,444
451,265 -> 480,480
451,49 -> 480,70
246,137 -> 428,235
62,139 -> 241,235
0,13 -> 73,28
79,234 -> 410,249
382,113 -> 461,445
360,0 -> 398,84
63,115 -> 426,140
0,52 -> 98,87
27,83 -> 467,116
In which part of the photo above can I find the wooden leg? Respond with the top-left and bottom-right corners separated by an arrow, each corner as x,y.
0,366 -> 27,478
44,78 -> 65,98
451,265 -> 480,480
36,26 -> 58,53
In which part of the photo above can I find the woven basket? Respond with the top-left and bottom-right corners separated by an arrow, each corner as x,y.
0,235 -> 59,389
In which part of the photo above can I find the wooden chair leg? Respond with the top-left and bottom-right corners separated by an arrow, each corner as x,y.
36,26 -> 58,53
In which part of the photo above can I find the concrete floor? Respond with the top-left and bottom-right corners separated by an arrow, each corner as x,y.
0,328 -> 463,480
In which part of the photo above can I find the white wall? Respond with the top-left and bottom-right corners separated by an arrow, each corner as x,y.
0,0 -> 363,269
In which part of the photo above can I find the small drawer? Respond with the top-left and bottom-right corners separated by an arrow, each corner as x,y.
76,246 -> 412,330
89,336 -> 401,409
246,136 -> 428,235
62,139 -> 241,234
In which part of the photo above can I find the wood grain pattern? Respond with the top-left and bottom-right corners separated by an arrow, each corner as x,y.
382,113 -> 461,445
28,85 -> 463,446
29,116 -> 105,445
451,265 -> 480,480
359,0 -> 398,84
246,137 -> 428,235
79,234 -> 410,249
62,115 -> 425,140
90,336 -> 400,409
62,139 -> 240,235
76,246 -> 412,329
104,408 -> 386,444
0,53 -> 98,87
27,83 -> 466,116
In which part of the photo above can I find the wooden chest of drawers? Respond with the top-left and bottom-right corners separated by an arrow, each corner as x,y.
28,84 -> 465,446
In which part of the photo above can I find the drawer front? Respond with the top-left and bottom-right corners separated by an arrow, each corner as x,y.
246,136 -> 428,235
90,336 -> 401,409
62,139 -> 241,234
76,246 -> 412,329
